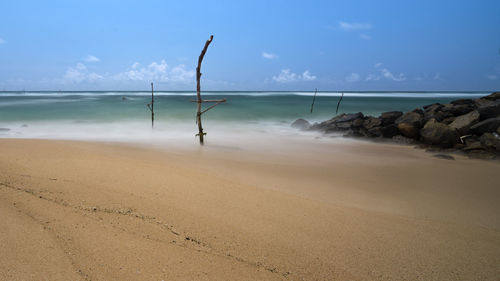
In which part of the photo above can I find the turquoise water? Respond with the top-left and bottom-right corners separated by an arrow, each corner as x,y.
0,91 -> 490,142
0,91 -> 489,122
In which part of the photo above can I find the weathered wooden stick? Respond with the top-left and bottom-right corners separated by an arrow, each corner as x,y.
195,36 -> 214,144
336,92 -> 344,115
310,88 -> 317,113
200,98 -> 226,115
146,82 -> 155,128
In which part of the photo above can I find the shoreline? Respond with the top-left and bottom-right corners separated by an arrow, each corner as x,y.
1,138 -> 500,280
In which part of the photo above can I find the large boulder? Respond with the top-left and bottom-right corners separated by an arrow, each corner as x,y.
449,110 -> 480,135
470,117 -> 500,135
477,100 -> 500,120
379,111 -> 403,125
423,103 -> 453,122
310,112 -> 364,132
380,124 -> 400,138
479,133 -> 500,151
395,111 -> 423,139
451,99 -> 475,106
441,103 -> 474,116
481,92 -> 500,101
420,119 -> 458,147
335,112 -> 364,123
291,118 -> 311,130
363,117 -> 382,130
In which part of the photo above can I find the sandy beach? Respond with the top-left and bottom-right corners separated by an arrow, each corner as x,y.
1,138 -> 499,280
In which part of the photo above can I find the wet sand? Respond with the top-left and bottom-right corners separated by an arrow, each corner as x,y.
1,138 -> 499,280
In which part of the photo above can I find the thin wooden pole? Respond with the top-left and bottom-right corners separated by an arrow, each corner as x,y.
193,35 -> 226,145
310,88 -> 317,113
196,35 -> 213,145
147,82 -> 154,128
336,92 -> 344,115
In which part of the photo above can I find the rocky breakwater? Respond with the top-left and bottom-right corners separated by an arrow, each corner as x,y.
292,92 -> 500,159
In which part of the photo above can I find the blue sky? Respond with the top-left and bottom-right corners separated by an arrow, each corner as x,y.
0,0 -> 499,91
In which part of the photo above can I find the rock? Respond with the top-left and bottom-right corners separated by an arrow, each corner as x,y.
470,117 -> 500,134
367,126 -> 383,137
380,111 -> 403,125
363,117 -> 382,130
462,141 -> 485,152
442,116 -> 457,125
479,133 -> 500,151
423,103 -> 453,122
477,100 -> 500,120
449,110 -> 480,135
396,111 -> 423,127
480,92 -> 500,101
423,103 -> 442,111
291,118 -> 311,130
380,124 -> 400,138
451,99 -> 475,106
397,123 -> 420,139
395,111 -> 423,139
420,119 -> 458,147
352,118 -> 365,128
311,113 -> 363,132
433,154 -> 455,160
335,112 -> 364,123
441,103 -> 474,116
392,135 -> 417,145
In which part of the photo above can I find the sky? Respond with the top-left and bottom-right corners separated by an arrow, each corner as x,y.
0,0 -> 499,91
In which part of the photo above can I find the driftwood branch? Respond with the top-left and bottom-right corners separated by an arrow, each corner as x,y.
310,88 -> 317,113
336,92 -> 344,115
147,82 -> 154,128
201,99 -> 226,115
195,35 -> 227,145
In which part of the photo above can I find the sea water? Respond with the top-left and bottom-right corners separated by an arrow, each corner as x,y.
0,91 -> 490,144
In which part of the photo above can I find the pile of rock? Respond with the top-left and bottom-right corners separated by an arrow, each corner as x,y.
292,92 -> 500,159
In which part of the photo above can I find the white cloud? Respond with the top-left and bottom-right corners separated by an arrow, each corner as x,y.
487,75 -> 498,80
302,70 -> 317,81
85,55 -> 100,62
339,21 -> 372,31
381,68 -> 406,81
365,64 -> 406,82
346,73 -> 361,82
262,52 -> 277,59
64,63 -> 103,83
272,69 -> 316,83
360,34 -> 372,40
114,60 -> 195,83
365,74 -> 380,81
0,38 -> 5,44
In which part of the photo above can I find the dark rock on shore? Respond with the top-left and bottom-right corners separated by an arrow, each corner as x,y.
449,110 -> 480,135
420,119 -> 458,148
291,118 -> 311,130
477,100 -> 500,120
296,91 -> 500,160
380,111 -> 402,125
470,117 -> 500,134
395,111 -> 423,139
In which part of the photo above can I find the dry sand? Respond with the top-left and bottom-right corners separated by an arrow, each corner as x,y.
1,138 -> 499,280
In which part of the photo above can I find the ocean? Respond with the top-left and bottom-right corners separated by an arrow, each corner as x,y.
0,91 -> 491,144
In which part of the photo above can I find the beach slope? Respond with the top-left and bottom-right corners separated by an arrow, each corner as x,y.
1,139 -> 499,280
